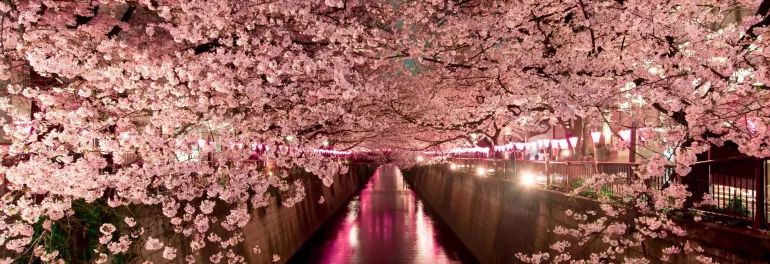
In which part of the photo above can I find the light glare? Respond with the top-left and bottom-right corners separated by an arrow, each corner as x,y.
521,172 -> 536,186
476,167 -> 486,176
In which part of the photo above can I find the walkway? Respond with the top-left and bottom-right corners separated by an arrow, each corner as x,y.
288,165 -> 478,264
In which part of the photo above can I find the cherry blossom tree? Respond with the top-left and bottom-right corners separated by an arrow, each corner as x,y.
1,0 -> 769,263
0,0 -> 386,262
370,0 -> 770,262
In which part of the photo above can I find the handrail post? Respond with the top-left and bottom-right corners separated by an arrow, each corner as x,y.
545,158 -> 550,188
562,161 -> 572,190
754,159 -> 766,229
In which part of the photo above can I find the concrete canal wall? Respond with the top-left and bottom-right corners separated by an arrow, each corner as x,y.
403,165 -> 770,264
137,164 -> 374,264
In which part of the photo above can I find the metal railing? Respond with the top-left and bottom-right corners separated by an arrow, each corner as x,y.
446,156 -> 767,228
448,158 -> 643,192
683,157 -> 767,228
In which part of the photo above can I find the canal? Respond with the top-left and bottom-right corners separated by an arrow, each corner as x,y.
288,165 -> 479,264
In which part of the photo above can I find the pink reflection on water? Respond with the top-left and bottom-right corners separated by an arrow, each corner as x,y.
314,165 -> 460,264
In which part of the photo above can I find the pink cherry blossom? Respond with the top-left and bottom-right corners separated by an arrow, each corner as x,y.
0,0 -> 767,262
162,246 -> 177,260
145,237 -> 164,251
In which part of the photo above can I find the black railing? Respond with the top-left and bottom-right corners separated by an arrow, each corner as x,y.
446,157 -> 767,228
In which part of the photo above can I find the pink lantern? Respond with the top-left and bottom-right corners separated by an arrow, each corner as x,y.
619,129 -> 632,143
558,139 -> 568,149
514,142 -> 524,150
590,131 -> 601,144
568,137 -> 578,147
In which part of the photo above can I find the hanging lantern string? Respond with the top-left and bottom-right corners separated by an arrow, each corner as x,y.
425,128 -> 644,156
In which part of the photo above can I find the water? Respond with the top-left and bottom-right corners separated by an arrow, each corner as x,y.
289,165 -> 478,264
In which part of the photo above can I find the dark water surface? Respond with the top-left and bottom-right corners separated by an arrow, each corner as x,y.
288,165 -> 479,264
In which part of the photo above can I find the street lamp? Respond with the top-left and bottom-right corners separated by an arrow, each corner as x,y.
521,171 -> 536,186
476,166 -> 487,176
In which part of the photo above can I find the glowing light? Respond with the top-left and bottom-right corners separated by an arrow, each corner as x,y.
529,142 -> 539,150
476,166 -> 487,176
514,142 -> 525,150
558,139 -> 568,149
521,172 -> 536,186
568,137 -> 578,147
619,129 -> 632,143
313,149 -> 352,156
602,125 -> 612,144
348,224 -> 359,246
445,147 -> 489,154
285,135 -> 294,142
591,131 -> 601,143
322,140 -> 329,147
449,163 -> 457,170
416,156 -> 425,162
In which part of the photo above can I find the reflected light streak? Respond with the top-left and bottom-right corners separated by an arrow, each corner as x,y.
348,224 -> 359,246
306,165 -> 466,263
415,200 -> 439,263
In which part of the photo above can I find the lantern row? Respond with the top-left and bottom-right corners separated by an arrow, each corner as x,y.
427,128 -> 645,156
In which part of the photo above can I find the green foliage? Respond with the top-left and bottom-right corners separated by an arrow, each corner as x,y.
570,179 -> 584,189
18,199 -> 131,264
394,20 -> 404,30
724,195 -> 751,217
402,58 -> 420,74
571,179 -> 614,199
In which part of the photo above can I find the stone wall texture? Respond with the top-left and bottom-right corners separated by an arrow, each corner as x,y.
403,165 -> 770,264
136,163 -> 374,264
